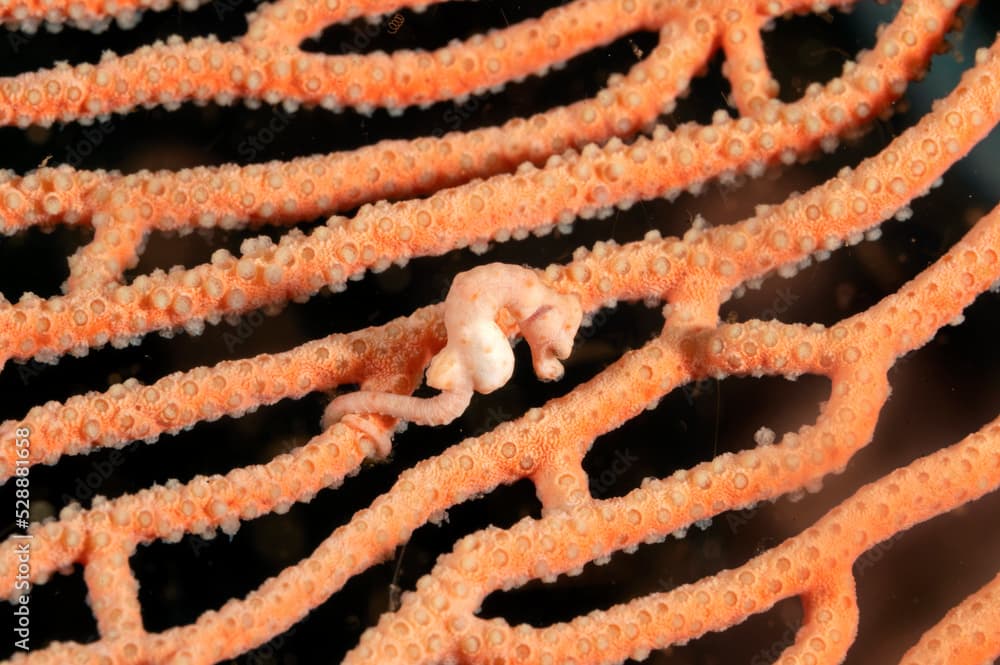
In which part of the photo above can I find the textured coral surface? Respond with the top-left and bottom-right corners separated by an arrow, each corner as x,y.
0,1 -> 998,664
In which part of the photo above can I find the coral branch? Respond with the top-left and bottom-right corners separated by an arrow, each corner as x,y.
0,0 -> 960,371
0,1 -> 997,664
352,415 -> 999,665
900,570 -> 1000,665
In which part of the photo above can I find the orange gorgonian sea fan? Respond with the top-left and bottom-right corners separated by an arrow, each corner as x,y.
0,0 -> 998,663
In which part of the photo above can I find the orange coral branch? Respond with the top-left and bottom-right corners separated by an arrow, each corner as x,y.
0,0 -> 959,370
1,0 -> 679,126
0,1 -> 997,664
355,415 -> 999,665
901,570 -> 1000,664
4,192 -> 998,663
6,21 -> 998,477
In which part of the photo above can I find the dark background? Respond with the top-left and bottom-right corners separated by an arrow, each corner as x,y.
1,1 -> 999,663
